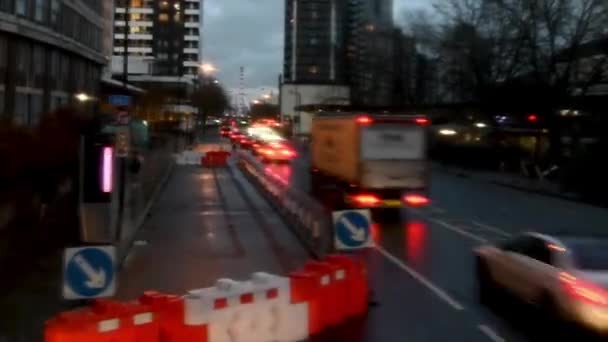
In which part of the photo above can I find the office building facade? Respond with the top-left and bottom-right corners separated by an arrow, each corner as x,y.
0,0 -> 106,125
112,0 -> 203,90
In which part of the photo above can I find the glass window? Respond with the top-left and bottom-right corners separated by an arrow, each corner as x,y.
16,41 -> 32,87
0,0 -> 13,13
32,45 -> 45,88
158,13 -> 169,22
14,93 -> 29,125
34,0 -> 47,22
50,0 -> 60,28
0,34 -> 6,83
30,94 -> 43,125
15,0 -> 27,16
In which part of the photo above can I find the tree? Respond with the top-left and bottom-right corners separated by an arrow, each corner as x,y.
190,81 -> 230,130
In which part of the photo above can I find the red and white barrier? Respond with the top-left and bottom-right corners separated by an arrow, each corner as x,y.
44,256 -> 369,342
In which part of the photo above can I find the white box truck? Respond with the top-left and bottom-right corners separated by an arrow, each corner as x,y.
310,111 -> 431,219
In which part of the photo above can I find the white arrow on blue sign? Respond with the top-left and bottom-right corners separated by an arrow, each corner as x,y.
333,209 -> 374,250
63,245 -> 116,300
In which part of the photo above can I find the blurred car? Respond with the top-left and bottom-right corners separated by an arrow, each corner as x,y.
229,129 -> 245,144
475,233 -> 608,334
255,139 -> 297,163
220,126 -> 231,137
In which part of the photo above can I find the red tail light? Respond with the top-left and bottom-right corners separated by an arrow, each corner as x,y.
351,194 -> 381,206
356,115 -> 373,125
415,118 -> 431,126
279,148 -> 296,157
403,194 -> 430,207
560,272 -> 608,306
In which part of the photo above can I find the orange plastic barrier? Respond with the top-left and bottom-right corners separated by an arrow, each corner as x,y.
303,261 -> 343,327
45,256 -> 369,342
288,270 -> 325,335
202,151 -> 231,167
325,255 -> 369,317
139,291 -> 207,342
45,299 -> 158,342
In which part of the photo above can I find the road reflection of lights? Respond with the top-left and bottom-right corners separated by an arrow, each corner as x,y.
371,223 -> 382,244
405,221 -> 427,263
439,129 -> 457,136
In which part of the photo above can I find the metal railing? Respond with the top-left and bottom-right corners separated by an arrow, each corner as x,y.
235,151 -> 334,258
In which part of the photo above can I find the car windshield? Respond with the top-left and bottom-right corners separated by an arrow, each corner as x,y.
564,239 -> 608,270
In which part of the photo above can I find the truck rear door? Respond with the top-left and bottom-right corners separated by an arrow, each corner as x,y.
360,122 -> 428,190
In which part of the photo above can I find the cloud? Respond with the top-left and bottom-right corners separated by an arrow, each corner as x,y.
203,0 -> 434,97
203,0 -> 284,96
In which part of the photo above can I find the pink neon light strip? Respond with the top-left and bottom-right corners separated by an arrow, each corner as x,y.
102,147 -> 113,193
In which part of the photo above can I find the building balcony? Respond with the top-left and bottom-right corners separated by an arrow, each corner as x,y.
183,61 -> 201,67
113,47 -> 153,53
184,35 -> 200,41
185,9 -> 199,15
185,22 -> 200,28
114,34 -> 153,40
115,7 -> 154,14
115,21 -> 153,27
183,48 -> 199,53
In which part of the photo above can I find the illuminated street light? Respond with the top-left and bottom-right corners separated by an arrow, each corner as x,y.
262,94 -> 271,100
252,100 -> 260,104
213,79 -> 219,84
200,63 -> 216,74
474,122 -> 487,128
75,93 -> 91,102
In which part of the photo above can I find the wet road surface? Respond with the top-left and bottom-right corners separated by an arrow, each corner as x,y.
269,146 -> 608,342
116,147 -> 310,300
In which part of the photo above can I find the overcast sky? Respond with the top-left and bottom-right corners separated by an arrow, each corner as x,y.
203,0 -> 433,102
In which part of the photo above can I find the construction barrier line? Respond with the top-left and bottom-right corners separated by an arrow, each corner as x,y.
45,256 -> 369,342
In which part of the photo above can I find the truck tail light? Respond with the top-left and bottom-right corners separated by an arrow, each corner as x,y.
415,118 -> 431,126
356,115 -> 373,125
403,194 -> 430,207
351,194 -> 381,206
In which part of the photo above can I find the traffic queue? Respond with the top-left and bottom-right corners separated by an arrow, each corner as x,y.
220,119 -> 298,163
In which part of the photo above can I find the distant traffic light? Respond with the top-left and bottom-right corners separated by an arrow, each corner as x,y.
527,114 -> 538,122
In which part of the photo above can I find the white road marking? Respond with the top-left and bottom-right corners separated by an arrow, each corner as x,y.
375,246 -> 465,311
477,324 -> 505,342
429,218 -> 488,244
472,221 -> 512,237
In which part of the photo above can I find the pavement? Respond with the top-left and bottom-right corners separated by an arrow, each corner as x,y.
278,146 -> 608,341
0,135 -> 178,342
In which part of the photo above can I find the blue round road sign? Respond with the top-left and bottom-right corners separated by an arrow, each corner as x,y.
335,211 -> 371,248
65,248 -> 114,297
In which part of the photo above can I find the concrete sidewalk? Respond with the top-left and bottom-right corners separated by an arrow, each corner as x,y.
0,136 -> 178,341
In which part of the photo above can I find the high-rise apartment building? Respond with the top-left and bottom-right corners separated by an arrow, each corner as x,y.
282,0 -> 348,84
348,0 -> 395,106
112,0 -> 203,93
282,0 -> 395,107
0,0 -> 106,125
